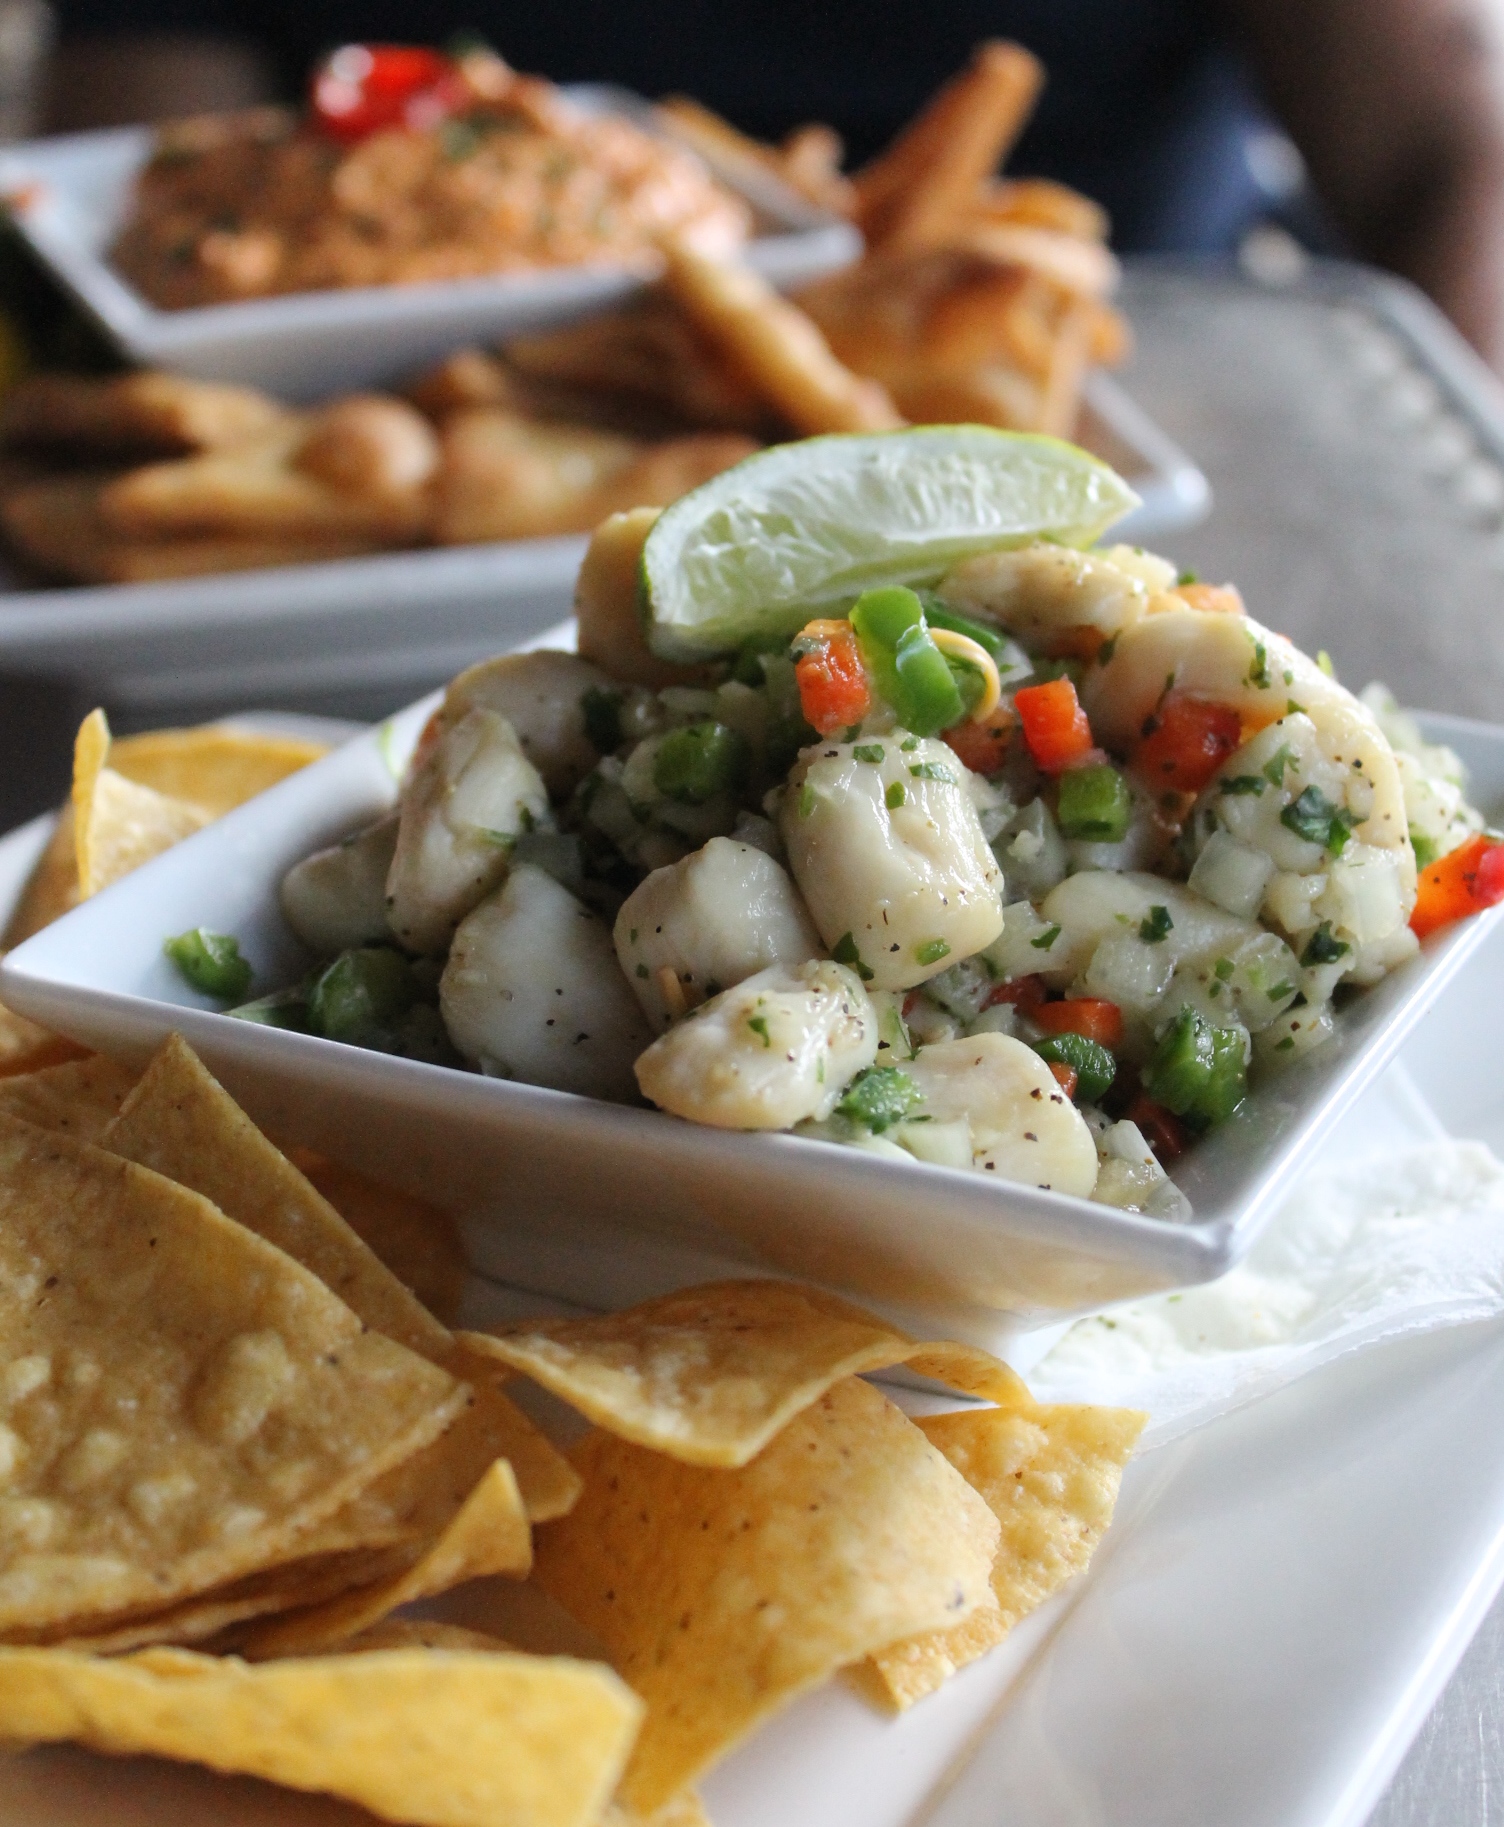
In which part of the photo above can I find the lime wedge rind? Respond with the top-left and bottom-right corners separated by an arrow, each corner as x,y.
642,426 -> 1141,661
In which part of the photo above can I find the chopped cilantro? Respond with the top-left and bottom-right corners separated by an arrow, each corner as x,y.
832,932 -> 875,981
1139,904 -> 1174,944
1301,923 -> 1351,966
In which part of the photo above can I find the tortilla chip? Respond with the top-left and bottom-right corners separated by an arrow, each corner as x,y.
470,1279 -> 1028,1467
1,806 -> 78,945
0,1004 -> 85,1078
338,1617 -> 520,1654
0,1109 -> 463,1636
103,1034 -> 453,1361
100,415 -> 432,543
38,1544 -> 416,1654
110,726 -> 327,818
866,1400 -> 1146,1709
433,408 -> 643,543
242,1458 -> 532,1657
601,1793 -> 714,1827
103,1044 -> 580,1536
0,371 -> 287,457
0,1055 -> 138,1142
72,711 -> 208,899
0,1642 -> 643,1827
295,1149 -> 467,1327
534,1375 -> 1000,1813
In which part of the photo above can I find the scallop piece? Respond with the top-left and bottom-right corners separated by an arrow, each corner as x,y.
905,1034 -> 1099,1196
634,960 -> 876,1130
779,735 -> 1003,991
438,649 -> 621,796
386,708 -> 550,956
439,864 -> 651,1101
279,814 -> 398,955
615,837 -> 823,1030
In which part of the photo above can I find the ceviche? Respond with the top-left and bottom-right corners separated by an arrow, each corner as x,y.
219,430 -> 1502,1219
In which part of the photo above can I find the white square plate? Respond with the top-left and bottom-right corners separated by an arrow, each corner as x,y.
2,769 -> 1504,1826
2,668 -> 1498,1353
0,87 -> 861,399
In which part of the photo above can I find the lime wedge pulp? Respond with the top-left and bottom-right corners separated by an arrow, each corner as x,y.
641,426 -> 1141,661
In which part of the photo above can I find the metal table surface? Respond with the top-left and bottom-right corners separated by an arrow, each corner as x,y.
0,258 -> 1502,1822
1117,257 -> 1504,1827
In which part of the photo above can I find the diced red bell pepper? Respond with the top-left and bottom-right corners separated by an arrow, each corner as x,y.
1134,693 -> 1242,795
794,620 -> 871,736
312,44 -> 468,142
1047,1060 -> 1079,1098
1125,1092 -> 1188,1163
1034,996 -> 1124,1049
943,706 -> 1013,776
984,973 -> 1047,1012
1410,833 -> 1504,939
1013,678 -> 1095,773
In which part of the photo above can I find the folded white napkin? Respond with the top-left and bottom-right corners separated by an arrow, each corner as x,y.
1030,1064 -> 1504,1446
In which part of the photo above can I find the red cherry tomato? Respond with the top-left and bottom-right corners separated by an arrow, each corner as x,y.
312,44 -> 468,143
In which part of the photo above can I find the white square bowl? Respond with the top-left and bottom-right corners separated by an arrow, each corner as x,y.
6,664 -> 1494,1352
0,88 -> 861,400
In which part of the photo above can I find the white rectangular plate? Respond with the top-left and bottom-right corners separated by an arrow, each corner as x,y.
2,685 -> 1498,1352
0,373 -> 1206,710
0,88 -> 860,399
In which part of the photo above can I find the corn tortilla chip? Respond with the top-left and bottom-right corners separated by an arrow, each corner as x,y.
534,1375 -> 1000,1813
242,1458 -> 532,1657
470,1279 -> 1028,1466
0,1642 -> 643,1827
866,1400 -> 1146,1709
104,1035 -> 453,1361
0,1110 -> 463,1635
601,1793 -> 713,1827
337,1618 -> 517,1653
36,1544 -> 416,1654
109,726 -> 326,817
72,710 -> 209,901
2,805 -> 79,946
105,1042 -> 577,1553
295,1149 -> 467,1327
0,1056 -> 138,1142
0,1004 -> 85,1079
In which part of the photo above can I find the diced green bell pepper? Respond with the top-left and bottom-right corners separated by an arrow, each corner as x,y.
652,721 -> 751,804
1142,1007 -> 1248,1128
164,927 -> 253,1002
849,586 -> 964,736
1032,1032 -> 1117,1102
836,1065 -> 922,1133
1056,764 -> 1132,842
307,947 -> 422,1051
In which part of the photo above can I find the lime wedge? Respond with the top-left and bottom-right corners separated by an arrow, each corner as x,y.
641,426 -> 1140,660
